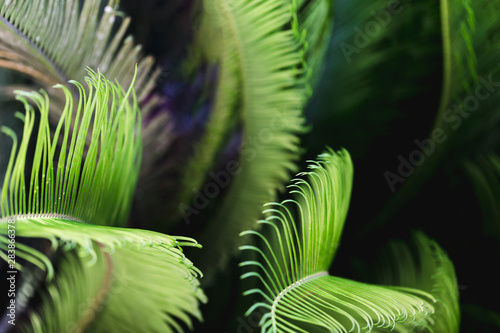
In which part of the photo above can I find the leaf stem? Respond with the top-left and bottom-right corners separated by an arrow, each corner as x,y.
434,0 -> 452,130
271,271 -> 329,330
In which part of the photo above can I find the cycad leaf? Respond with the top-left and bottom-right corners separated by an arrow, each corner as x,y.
423,0 -> 492,148
463,153 -> 500,240
0,0 -> 158,102
0,70 -> 206,331
430,0 -> 500,149
369,232 -> 460,333
374,0 -> 500,227
177,0 -> 333,231
189,0 -> 309,279
239,149 -> 437,332
175,4 -> 239,216
1,69 -> 140,226
307,0 -> 442,155
1,217 -> 206,332
296,0 -> 333,89
435,0 -> 477,126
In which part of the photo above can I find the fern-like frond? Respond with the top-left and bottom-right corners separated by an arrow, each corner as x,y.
0,70 -> 206,331
372,0 -> 500,230
296,0 -> 333,89
307,0 -> 442,156
424,0 -> 500,150
1,218 -> 206,332
463,153 -> 500,240
174,6 -> 238,218
1,68 -> 140,226
187,0 -> 310,280
434,0 -> 476,129
239,149 -> 438,332
169,0 -> 332,238
0,0 -> 158,101
369,232 -> 460,333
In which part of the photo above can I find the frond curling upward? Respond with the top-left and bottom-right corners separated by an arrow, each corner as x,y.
1,68 -> 140,226
0,70 -> 206,332
240,149 -> 440,332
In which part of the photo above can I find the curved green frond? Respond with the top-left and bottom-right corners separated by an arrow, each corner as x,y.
175,3 -> 238,215
369,232 -> 460,333
174,0 -> 332,240
309,0 -> 444,157
434,0 -> 476,130
372,0 -> 500,231
0,0 -> 159,101
185,0 -> 333,210
190,0 -> 309,279
1,68 -> 140,226
1,217 -> 206,333
0,70 -> 206,331
431,0 -> 500,146
463,154 -> 500,240
296,0 -> 333,89
240,149 -> 437,332
426,0 -> 500,150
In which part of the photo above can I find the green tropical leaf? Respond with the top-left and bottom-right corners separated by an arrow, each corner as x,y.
367,231 -> 460,333
1,69 -> 141,226
185,0 -> 315,281
463,153 -> 500,240
0,70 -> 206,331
174,4 -> 239,218
1,218 -> 206,333
374,0 -> 500,225
296,0 -> 333,89
239,149 -> 439,332
0,0 -> 159,103
435,0 -> 477,127
184,0 -> 333,210
307,0 -> 442,156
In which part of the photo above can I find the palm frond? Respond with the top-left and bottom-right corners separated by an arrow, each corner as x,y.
463,153 -> 500,240
1,68 -> 140,226
307,0 -> 442,155
239,149 -> 439,332
296,0 -> 333,89
434,0 -> 477,130
187,0 -> 311,280
372,0 -> 500,229
172,0 -> 332,234
0,70 -> 206,331
427,0 -> 500,156
0,0 -> 159,102
174,5 -> 238,218
1,218 -> 206,333
369,231 -> 460,333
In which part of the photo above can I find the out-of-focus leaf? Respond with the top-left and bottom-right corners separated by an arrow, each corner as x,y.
463,153 -> 500,240
369,232 -> 460,333
0,0 -> 159,105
